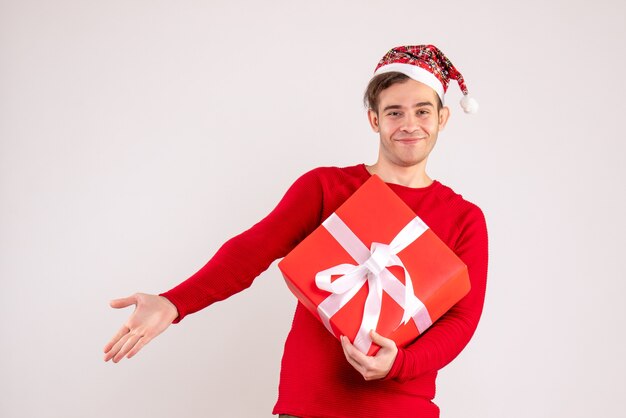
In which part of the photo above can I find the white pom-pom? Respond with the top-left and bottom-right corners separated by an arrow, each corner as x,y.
460,95 -> 479,114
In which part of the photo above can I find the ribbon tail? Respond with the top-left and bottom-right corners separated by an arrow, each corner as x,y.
385,254 -> 416,325
380,269 -> 431,332
353,272 -> 384,354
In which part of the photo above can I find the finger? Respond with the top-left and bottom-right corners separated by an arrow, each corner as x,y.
126,335 -> 152,359
105,331 -> 133,362
341,336 -> 371,371
114,333 -> 143,363
109,295 -> 138,309
103,325 -> 130,355
340,337 -> 365,374
370,330 -> 395,349
341,336 -> 370,365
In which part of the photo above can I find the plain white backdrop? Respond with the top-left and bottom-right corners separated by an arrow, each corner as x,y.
1,0 -> 625,417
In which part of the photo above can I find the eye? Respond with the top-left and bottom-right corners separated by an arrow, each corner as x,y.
417,109 -> 430,116
387,111 -> 402,117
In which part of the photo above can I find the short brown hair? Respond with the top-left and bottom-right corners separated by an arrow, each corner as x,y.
363,72 -> 442,113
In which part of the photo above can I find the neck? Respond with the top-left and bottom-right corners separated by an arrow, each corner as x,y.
365,161 -> 433,188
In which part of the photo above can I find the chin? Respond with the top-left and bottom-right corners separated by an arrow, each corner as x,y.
396,159 -> 423,167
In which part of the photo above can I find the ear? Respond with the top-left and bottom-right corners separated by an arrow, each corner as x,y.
438,106 -> 450,131
367,109 -> 380,133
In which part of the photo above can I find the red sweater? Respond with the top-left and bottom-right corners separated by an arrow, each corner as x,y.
162,164 -> 489,418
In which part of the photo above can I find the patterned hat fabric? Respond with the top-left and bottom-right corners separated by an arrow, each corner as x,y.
373,45 -> 478,113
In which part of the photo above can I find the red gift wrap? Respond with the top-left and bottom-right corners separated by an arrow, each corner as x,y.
278,175 -> 470,355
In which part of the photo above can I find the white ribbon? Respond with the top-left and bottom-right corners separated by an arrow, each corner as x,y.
315,213 -> 433,354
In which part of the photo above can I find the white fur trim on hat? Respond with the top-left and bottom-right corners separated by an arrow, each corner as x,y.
374,62 -> 445,104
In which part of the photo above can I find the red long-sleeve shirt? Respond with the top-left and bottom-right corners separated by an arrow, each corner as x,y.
162,164 -> 489,418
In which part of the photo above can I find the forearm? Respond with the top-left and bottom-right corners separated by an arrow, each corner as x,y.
387,292 -> 485,381
161,224 -> 296,322
160,169 -> 324,322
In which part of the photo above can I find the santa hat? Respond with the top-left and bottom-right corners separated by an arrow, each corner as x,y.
374,45 -> 479,114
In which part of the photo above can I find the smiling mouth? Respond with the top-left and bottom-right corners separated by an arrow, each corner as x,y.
394,137 -> 426,143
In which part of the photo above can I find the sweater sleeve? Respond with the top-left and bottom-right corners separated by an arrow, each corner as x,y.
386,205 -> 489,382
160,169 -> 324,323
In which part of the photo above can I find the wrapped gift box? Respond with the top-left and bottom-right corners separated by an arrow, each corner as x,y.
278,174 -> 470,355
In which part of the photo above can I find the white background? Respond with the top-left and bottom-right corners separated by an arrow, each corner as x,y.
1,1 -> 625,417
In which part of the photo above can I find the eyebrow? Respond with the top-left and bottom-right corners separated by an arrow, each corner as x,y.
382,102 -> 434,112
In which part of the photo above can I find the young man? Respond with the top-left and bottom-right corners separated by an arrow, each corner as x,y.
104,45 -> 488,418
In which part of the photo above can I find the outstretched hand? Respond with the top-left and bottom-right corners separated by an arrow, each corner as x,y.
103,293 -> 178,363
340,330 -> 398,381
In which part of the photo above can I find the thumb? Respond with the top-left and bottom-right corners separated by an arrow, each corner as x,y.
109,295 -> 138,309
370,330 -> 396,349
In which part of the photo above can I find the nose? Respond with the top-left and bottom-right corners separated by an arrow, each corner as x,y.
401,113 -> 420,133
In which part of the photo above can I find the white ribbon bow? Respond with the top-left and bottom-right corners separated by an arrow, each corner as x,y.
315,213 -> 433,354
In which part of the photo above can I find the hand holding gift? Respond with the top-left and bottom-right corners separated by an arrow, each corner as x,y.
340,331 -> 398,381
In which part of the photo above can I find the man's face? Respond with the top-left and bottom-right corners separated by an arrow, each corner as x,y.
367,78 -> 449,169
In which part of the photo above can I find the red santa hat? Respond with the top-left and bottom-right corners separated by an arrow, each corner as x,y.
374,45 -> 479,114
